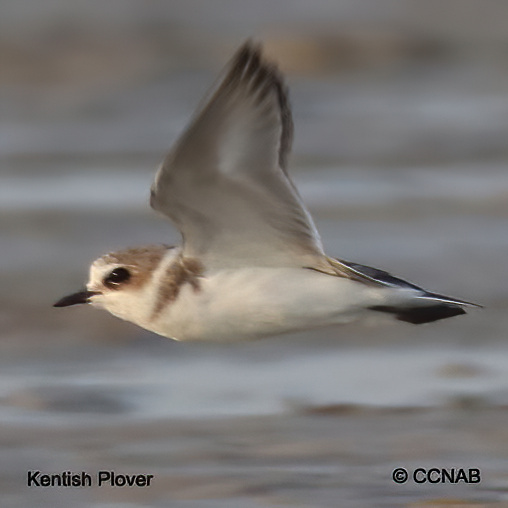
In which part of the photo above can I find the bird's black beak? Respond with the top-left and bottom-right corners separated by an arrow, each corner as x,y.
53,290 -> 99,308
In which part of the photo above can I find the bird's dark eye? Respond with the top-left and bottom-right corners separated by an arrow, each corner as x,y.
104,267 -> 131,288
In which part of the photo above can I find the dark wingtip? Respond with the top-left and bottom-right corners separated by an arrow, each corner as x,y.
237,38 -> 261,55
423,291 -> 483,309
230,39 -> 293,171
369,304 -> 467,325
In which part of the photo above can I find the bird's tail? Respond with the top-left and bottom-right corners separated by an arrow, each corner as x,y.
368,295 -> 477,324
334,258 -> 481,325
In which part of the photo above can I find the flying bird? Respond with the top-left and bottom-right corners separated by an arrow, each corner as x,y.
54,41 -> 479,341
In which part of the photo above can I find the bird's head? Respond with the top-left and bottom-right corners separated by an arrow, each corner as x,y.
54,245 -> 172,324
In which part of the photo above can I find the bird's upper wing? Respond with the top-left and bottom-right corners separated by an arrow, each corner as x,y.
150,42 -> 325,270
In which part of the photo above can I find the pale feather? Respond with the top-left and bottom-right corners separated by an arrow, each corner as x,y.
150,41 -> 325,270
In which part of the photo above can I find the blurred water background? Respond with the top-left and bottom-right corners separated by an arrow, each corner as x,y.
1,1 -> 508,507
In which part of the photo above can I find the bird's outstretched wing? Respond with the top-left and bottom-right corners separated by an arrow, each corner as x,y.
150,41 -> 325,269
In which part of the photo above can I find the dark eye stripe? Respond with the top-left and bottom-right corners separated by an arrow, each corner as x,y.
104,267 -> 131,288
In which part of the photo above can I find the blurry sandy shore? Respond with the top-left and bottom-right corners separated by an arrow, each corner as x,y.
2,406 -> 508,508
